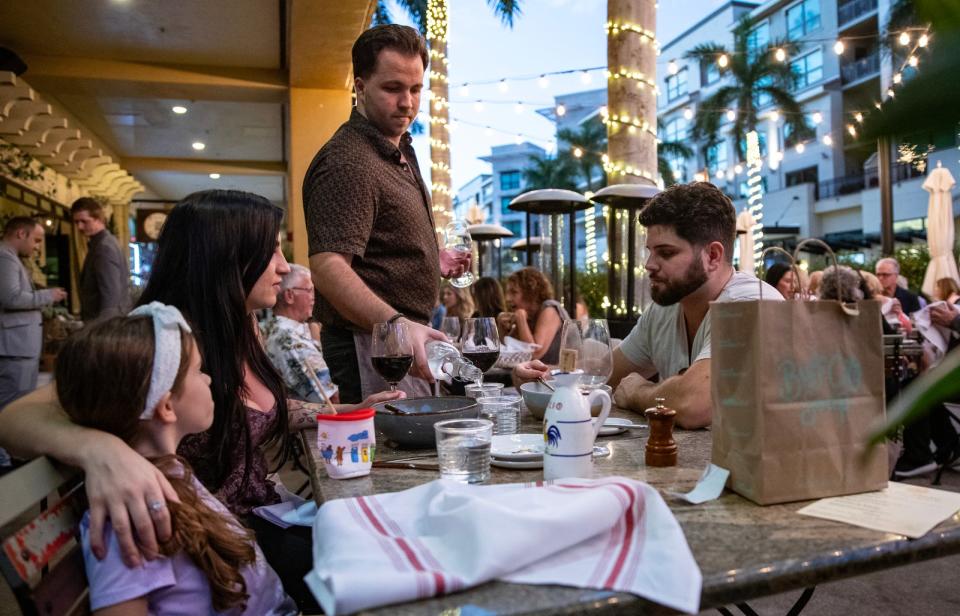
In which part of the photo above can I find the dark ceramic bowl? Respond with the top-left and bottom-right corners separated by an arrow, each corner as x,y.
372,396 -> 479,449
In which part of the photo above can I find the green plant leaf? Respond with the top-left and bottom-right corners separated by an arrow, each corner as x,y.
870,346 -> 960,443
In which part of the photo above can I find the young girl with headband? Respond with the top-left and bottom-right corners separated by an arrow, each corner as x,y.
58,302 -> 296,615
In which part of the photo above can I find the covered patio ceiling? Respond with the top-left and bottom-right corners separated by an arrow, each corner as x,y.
0,0 -> 373,206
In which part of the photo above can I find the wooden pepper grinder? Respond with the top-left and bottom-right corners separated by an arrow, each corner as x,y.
645,397 -> 678,467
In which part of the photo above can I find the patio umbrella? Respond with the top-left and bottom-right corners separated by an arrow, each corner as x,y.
736,208 -> 757,273
921,163 -> 960,298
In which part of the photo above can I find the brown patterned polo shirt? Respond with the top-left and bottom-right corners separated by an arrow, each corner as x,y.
303,108 -> 440,330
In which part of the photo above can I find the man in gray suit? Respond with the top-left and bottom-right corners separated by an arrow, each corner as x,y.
71,197 -> 130,322
0,217 -> 67,464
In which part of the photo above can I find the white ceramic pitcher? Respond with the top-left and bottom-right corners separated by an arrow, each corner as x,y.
543,372 -> 612,480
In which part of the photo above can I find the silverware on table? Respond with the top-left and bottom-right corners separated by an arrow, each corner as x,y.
372,461 -> 440,471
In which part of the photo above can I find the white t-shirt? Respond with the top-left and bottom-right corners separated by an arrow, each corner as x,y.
619,271 -> 783,379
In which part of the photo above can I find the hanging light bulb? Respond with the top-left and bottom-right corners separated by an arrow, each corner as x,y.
908,55 -> 918,67
715,169 -> 724,180
822,134 -> 833,146
734,164 -> 743,174
538,74 -> 549,88
919,33 -> 929,47
683,107 -> 694,120
514,133 -> 523,144
899,31 -> 910,46
718,54 -> 729,68
769,110 -> 780,123
812,111 -> 823,125
668,60 -> 679,75
854,112 -> 864,123
556,103 -> 566,117
473,100 -> 484,112
796,142 -> 806,154
833,40 -> 845,55
775,48 -> 786,62
458,85 -> 469,97
514,101 -> 524,114
726,170 -> 735,181
847,124 -> 857,137
599,105 -> 608,117
484,126 -> 493,137
887,88 -> 896,98
893,73 -> 902,84
580,70 -> 592,84
573,147 -> 583,158
498,79 -> 508,93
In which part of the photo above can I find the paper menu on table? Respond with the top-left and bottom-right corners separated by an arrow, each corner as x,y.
797,482 -> 960,539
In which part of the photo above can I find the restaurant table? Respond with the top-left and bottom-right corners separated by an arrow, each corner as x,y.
298,406 -> 960,615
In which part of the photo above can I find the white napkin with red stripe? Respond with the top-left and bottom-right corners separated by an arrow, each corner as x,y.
305,477 -> 701,615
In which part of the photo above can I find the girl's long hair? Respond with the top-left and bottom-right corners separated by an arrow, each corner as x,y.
137,190 -> 290,491
55,316 -> 256,612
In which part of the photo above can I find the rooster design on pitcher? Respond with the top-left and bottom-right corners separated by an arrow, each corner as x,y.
545,425 -> 562,448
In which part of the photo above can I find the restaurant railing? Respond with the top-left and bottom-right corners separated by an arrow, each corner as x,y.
838,0 -> 878,28
841,52 -> 880,85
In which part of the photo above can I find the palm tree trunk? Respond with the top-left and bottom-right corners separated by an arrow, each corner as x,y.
606,0 -> 658,186
427,0 -> 452,234
606,0 -> 658,320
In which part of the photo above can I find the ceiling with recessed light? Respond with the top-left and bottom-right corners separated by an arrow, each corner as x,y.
0,0 -> 374,208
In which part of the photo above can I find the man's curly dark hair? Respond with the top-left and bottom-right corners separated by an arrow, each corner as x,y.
637,182 -> 737,263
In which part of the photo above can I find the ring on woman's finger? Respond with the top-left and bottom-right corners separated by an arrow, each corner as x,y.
147,500 -> 166,514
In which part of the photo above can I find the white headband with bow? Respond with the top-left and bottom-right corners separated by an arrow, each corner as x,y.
129,302 -> 193,419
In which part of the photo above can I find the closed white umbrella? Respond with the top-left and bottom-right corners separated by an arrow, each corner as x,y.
736,208 -> 757,273
921,163 -> 959,298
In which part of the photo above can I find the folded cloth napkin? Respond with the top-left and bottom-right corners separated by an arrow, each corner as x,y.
305,476 -> 701,615
503,336 -> 539,352
253,477 -> 310,528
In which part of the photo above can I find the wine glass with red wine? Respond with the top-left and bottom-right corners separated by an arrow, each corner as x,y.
371,321 -> 414,392
461,317 -> 501,374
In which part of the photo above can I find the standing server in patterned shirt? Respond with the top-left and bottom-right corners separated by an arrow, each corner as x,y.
303,25 -> 468,403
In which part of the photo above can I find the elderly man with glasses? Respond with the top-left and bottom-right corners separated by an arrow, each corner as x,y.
261,264 -> 339,404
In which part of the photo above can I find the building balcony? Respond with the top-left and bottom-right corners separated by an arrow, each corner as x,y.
840,52 -> 880,85
838,0 -> 878,29
817,162 -> 925,200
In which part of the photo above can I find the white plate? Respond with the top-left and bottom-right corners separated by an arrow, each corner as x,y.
491,434 -> 545,460
593,417 -> 634,436
491,457 -> 543,470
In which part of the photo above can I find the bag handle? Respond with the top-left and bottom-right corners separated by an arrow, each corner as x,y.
793,238 -> 860,317
758,246 -> 804,301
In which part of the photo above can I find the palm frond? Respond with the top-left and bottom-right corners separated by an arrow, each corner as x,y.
659,140 -> 694,159
522,153 -> 579,191
684,42 -> 729,61
658,156 -> 678,187
373,1 -> 392,26
691,85 -> 737,143
393,0 -> 428,33
486,0 -> 522,27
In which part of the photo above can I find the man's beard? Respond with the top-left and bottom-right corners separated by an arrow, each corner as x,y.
650,256 -> 708,306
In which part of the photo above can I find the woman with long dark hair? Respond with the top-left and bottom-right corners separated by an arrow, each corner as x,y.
0,190 -> 399,610
471,276 -> 506,318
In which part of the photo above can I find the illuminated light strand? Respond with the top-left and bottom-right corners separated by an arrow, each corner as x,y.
606,67 -> 658,90
605,21 -> 658,45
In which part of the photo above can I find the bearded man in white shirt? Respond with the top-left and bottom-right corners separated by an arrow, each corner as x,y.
515,182 -> 782,428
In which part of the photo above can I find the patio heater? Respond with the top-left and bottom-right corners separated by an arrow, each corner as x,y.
466,223 -> 513,279
590,184 -> 660,338
508,189 -> 591,311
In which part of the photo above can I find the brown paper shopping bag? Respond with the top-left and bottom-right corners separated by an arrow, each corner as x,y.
711,251 -> 888,505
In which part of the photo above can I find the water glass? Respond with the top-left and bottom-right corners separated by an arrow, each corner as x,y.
440,317 -> 461,346
435,418 -> 493,483
477,395 -> 522,435
464,382 -> 504,399
444,220 -> 475,288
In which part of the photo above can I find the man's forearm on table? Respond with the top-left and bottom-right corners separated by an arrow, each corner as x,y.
624,371 -> 712,429
311,254 -> 396,330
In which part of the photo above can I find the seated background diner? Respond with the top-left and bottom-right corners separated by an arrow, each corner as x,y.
498,267 -> 569,364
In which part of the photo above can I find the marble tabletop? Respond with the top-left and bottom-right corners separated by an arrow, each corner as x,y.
299,406 -> 960,615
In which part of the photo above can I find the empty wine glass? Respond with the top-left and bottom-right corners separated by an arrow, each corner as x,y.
444,220 -> 475,288
461,317 -> 501,373
440,317 -> 461,346
559,318 -> 613,391
370,321 -> 413,392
